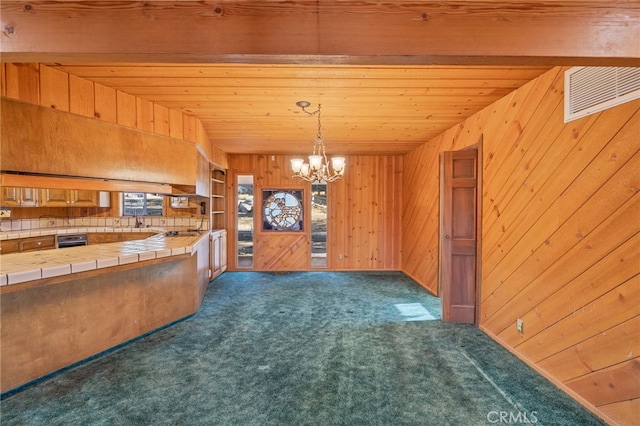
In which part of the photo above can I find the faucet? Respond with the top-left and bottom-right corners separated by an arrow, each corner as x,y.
134,209 -> 144,228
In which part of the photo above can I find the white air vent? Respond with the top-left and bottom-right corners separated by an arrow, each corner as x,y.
564,66 -> 640,123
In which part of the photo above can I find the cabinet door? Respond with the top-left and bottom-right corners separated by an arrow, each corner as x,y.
41,189 -> 70,207
220,231 -> 227,271
0,239 -> 21,254
72,190 -> 99,207
210,233 -> 222,275
171,197 -> 190,208
1,187 -> 21,206
0,187 -> 38,207
20,235 -> 56,252
20,188 -> 39,207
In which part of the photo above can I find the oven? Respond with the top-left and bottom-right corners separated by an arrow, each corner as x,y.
57,234 -> 88,248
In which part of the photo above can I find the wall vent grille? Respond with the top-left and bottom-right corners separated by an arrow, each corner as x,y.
564,66 -> 640,123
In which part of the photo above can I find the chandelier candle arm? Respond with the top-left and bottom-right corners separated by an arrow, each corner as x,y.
291,102 -> 346,183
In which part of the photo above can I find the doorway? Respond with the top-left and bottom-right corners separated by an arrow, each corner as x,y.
439,141 -> 482,324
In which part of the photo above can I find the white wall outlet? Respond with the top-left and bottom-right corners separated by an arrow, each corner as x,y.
0,209 -> 11,218
516,318 -> 524,334
338,254 -> 344,260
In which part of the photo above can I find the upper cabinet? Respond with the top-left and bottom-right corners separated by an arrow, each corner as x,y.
0,187 -> 38,207
0,187 -> 110,208
2,98 -> 209,196
40,189 -> 108,207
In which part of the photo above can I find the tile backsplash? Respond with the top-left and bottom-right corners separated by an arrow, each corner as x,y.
0,216 -> 209,233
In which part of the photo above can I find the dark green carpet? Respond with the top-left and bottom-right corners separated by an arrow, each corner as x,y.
1,272 -> 604,425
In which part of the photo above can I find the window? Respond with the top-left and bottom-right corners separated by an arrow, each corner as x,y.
262,189 -> 304,231
122,193 -> 164,216
237,175 -> 254,267
311,183 -> 327,267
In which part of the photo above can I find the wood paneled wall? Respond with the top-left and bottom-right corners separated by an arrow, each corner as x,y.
402,66 -> 640,425
228,154 -> 402,271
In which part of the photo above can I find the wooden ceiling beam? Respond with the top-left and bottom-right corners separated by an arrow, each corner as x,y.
1,1 -> 638,66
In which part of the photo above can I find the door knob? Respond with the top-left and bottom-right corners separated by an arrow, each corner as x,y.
445,235 -> 450,239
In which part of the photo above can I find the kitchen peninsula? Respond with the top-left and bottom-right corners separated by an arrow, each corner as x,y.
0,223 -> 220,394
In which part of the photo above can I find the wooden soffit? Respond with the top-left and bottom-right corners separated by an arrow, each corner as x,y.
1,1 -> 639,66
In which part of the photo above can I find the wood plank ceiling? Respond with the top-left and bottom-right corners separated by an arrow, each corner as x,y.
50,63 -> 552,155
3,1 -> 637,156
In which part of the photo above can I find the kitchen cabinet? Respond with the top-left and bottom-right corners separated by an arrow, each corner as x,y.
40,189 -> 110,208
0,235 -> 55,254
170,196 -> 190,208
20,235 -> 56,252
87,232 -> 155,245
0,239 -> 21,254
210,229 -> 227,279
0,187 -> 38,207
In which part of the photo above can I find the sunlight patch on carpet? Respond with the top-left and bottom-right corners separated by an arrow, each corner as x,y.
394,303 -> 437,321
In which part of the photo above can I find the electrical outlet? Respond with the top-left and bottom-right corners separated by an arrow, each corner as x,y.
338,254 -> 343,260
0,209 -> 11,218
516,318 -> 524,334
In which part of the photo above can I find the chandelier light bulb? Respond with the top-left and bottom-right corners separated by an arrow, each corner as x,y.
309,155 -> 323,171
331,157 -> 345,173
291,158 -> 304,173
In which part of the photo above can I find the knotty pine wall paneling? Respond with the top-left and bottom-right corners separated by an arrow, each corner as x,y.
5,63 -> 39,104
402,66 -> 639,425
227,154 -> 402,271
69,74 -> 95,118
169,108 -> 184,140
39,65 -> 69,111
154,103 -> 171,137
116,90 -> 137,128
136,97 -> 155,133
2,63 -> 229,219
93,82 -> 117,123
332,155 -> 403,270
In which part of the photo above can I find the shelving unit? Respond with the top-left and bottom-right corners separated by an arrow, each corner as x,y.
211,167 -> 226,230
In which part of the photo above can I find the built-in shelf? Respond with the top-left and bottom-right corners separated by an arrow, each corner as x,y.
211,168 -> 226,230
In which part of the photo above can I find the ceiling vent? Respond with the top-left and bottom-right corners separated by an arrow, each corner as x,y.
564,66 -> 640,123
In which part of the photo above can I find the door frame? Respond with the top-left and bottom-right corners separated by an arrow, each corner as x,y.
439,135 -> 483,324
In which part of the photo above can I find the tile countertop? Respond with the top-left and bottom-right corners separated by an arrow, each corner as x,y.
0,227 -> 210,287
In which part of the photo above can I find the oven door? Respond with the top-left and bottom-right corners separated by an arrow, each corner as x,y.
57,234 -> 88,248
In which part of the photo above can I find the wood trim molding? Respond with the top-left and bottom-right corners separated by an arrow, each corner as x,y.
0,173 -> 173,194
1,1 -> 638,66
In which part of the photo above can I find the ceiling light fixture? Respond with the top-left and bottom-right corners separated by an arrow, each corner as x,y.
291,101 -> 345,183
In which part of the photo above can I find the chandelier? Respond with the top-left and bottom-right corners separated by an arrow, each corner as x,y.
291,101 -> 346,183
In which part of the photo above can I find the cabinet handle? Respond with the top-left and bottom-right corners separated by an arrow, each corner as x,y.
37,241 -> 42,246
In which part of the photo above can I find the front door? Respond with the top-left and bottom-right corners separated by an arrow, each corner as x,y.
440,148 -> 479,323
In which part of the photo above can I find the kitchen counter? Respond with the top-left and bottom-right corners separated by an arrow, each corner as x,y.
0,227 -> 209,287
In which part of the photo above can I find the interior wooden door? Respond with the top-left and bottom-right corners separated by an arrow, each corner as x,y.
440,149 -> 478,323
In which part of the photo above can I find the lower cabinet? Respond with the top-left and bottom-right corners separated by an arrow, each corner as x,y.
86,232 -> 155,245
0,235 -> 56,254
210,230 -> 227,279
